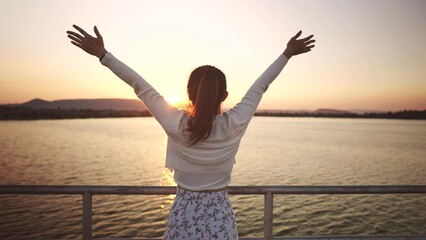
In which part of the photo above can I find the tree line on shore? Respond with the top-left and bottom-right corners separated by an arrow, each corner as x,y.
254,110 -> 426,120
0,105 -> 425,120
0,106 -> 152,120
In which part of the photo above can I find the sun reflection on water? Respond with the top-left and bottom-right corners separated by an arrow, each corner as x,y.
162,168 -> 176,202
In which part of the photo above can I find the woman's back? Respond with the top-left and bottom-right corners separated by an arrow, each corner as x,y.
166,112 -> 244,190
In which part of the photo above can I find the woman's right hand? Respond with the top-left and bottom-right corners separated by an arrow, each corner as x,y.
283,31 -> 315,59
67,25 -> 107,59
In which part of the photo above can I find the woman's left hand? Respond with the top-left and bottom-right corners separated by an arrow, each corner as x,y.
283,30 -> 315,59
67,25 -> 107,59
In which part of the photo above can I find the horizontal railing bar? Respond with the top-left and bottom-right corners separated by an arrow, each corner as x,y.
230,185 -> 426,194
0,185 -> 176,195
1,185 -> 426,195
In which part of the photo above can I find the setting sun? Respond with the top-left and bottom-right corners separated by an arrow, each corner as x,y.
165,94 -> 187,108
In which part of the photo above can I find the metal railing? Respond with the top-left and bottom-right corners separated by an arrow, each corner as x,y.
1,185 -> 426,240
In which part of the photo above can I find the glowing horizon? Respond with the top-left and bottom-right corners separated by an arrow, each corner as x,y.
1,0 -> 425,112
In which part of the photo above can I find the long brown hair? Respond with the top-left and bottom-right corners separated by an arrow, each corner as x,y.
187,65 -> 227,145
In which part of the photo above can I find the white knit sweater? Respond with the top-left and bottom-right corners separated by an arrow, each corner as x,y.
101,53 -> 288,190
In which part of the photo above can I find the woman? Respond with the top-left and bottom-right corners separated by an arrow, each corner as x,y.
67,25 -> 315,239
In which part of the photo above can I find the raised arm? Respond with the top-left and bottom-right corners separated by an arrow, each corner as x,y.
227,31 -> 315,129
66,25 -> 181,132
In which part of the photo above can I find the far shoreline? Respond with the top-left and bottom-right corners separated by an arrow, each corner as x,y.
0,106 -> 425,121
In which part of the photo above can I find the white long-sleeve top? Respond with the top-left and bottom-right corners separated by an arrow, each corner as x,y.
101,53 -> 288,190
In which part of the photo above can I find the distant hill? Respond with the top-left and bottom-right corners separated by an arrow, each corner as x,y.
21,98 -> 147,111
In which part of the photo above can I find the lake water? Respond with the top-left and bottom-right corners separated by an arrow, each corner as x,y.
0,117 -> 425,239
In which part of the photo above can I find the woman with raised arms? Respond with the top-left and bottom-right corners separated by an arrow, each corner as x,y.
67,24 -> 315,239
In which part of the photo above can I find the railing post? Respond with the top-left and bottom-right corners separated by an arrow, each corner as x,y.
264,191 -> 273,240
83,192 -> 92,240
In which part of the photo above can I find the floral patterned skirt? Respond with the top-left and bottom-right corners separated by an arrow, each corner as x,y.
163,187 -> 238,239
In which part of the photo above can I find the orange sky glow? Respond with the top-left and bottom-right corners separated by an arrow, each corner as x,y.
0,0 -> 425,111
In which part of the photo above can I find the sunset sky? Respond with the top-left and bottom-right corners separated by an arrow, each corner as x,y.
0,0 -> 425,111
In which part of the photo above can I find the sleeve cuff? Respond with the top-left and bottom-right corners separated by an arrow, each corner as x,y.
100,52 -> 113,66
280,53 -> 289,63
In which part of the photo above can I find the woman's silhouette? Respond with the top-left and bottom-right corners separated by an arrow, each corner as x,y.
67,25 -> 315,239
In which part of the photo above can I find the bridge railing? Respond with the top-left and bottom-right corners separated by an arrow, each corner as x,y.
1,185 -> 426,240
